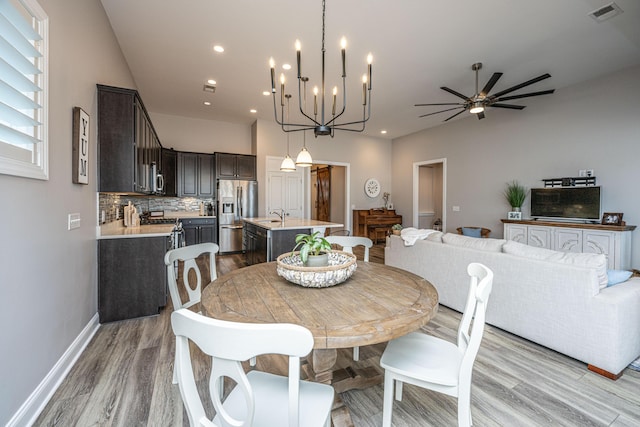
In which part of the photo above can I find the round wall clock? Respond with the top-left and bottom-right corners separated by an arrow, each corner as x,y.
364,178 -> 381,198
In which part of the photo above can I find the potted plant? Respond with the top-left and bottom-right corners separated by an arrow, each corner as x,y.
504,180 -> 528,211
391,224 -> 403,235
292,231 -> 332,266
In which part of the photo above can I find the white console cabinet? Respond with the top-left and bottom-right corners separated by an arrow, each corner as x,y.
502,219 -> 635,270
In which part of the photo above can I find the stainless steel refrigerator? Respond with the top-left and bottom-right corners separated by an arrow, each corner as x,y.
218,179 -> 258,253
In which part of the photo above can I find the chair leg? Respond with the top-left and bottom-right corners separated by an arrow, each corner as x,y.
395,380 -> 403,401
172,358 -> 178,385
353,346 -> 360,361
250,356 -> 256,367
458,390 -> 472,427
383,372 -> 395,427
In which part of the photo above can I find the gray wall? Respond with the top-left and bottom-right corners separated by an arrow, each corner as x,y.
392,65 -> 640,268
0,0 -> 136,423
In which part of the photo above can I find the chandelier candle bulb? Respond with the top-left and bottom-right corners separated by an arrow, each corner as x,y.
367,53 -> 373,89
280,74 -> 285,106
313,86 -> 318,115
341,37 -> 347,77
270,58 -> 276,92
295,40 -> 301,78
362,75 -> 367,105
332,86 -> 337,115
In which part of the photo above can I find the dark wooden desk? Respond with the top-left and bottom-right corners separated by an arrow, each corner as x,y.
353,209 -> 402,241
200,261 -> 438,426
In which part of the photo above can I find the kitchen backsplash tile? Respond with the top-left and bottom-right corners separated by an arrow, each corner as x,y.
98,193 -> 213,224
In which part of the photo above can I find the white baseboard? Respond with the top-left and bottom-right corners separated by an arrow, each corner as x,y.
6,313 -> 100,427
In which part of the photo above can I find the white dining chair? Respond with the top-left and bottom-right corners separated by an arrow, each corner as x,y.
171,309 -> 334,427
380,262 -> 494,427
325,235 -> 373,262
325,235 -> 373,361
165,242 -> 225,384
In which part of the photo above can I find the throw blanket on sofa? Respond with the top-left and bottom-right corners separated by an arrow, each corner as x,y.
400,227 -> 438,246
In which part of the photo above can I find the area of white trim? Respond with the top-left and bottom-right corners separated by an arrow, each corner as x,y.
6,313 -> 100,427
413,158 -> 447,231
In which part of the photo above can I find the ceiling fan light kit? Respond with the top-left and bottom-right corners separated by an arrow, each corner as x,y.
416,62 -> 555,122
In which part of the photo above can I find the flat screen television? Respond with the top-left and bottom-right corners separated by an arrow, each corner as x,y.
530,186 -> 601,221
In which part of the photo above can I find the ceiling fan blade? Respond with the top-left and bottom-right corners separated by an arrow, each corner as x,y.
441,86 -> 470,100
443,109 -> 466,122
480,72 -> 503,96
414,102 -> 465,107
490,73 -> 551,99
477,111 -> 485,120
493,89 -> 555,102
419,106 -> 464,118
491,103 -> 526,110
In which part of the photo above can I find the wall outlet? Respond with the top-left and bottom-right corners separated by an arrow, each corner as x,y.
68,213 -> 81,230
452,206 -> 460,212
579,170 -> 586,177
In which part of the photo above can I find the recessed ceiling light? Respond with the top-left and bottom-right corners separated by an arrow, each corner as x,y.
204,101 -> 211,106
213,45 -> 224,53
250,109 -> 257,113
207,79 -> 216,85
262,91 -> 270,96
380,130 -> 387,134
282,63 -> 291,70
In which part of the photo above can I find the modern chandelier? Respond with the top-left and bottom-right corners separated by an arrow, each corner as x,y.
269,0 -> 373,138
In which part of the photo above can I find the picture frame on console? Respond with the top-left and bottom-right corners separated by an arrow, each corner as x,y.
602,212 -> 623,226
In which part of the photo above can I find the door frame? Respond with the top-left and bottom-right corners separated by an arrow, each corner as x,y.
413,158 -> 446,231
303,160 -> 351,232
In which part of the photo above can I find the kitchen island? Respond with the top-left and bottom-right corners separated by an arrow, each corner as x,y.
243,217 -> 343,265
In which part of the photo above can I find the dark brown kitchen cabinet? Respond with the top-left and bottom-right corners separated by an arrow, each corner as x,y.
215,153 -> 256,180
97,85 -> 163,194
161,148 -> 177,197
98,236 -> 169,323
182,217 -> 217,246
178,152 -> 215,197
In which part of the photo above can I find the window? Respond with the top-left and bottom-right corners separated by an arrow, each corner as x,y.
0,0 -> 48,180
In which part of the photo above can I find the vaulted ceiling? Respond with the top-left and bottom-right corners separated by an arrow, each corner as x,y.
101,0 -> 640,139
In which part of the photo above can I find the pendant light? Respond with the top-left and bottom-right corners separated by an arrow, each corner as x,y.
280,94 -> 296,171
296,130 -> 313,167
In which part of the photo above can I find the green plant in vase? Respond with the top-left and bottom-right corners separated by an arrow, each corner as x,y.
391,224 -> 403,235
504,180 -> 528,211
291,231 -> 332,266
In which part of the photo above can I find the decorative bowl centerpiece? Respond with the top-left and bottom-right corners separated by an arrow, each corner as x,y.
276,250 -> 358,288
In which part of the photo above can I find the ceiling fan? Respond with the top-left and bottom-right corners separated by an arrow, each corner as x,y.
415,63 -> 555,121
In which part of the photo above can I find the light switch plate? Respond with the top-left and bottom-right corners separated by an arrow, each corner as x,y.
68,213 -> 81,230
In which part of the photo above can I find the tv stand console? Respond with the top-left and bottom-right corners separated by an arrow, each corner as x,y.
502,219 -> 636,270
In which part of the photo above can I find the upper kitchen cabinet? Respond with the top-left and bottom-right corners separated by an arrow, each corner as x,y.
215,153 -> 256,180
97,85 -> 163,194
162,148 -> 177,197
178,152 -> 215,198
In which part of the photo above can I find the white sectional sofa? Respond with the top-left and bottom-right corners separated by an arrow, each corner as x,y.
385,232 -> 640,378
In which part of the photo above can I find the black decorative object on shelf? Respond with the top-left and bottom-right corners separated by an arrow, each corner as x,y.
542,177 -> 596,187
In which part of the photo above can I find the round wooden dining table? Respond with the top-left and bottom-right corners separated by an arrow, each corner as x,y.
200,260 -> 438,425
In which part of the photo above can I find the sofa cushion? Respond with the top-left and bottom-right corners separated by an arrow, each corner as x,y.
503,240 -> 608,289
607,269 -> 633,286
426,231 -> 443,242
461,227 -> 482,237
442,233 -> 506,252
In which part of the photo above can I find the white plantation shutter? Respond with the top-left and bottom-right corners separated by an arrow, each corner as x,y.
0,0 -> 48,180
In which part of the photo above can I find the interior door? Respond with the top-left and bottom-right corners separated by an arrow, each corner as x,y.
267,170 -> 303,218
316,166 -> 331,222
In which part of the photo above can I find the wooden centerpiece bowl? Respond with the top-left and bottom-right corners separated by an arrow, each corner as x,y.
276,250 -> 358,288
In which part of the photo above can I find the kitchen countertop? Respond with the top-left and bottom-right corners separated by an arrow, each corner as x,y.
163,211 -> 216,219
243,217 -> 343,231
98,221 -> 174,239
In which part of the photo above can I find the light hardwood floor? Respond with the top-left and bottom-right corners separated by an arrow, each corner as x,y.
34,246 -> 640,426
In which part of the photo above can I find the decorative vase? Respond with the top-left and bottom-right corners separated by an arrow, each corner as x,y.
392,230 -> 401,236
304,252 -> 329,267
512,207 -> 521,212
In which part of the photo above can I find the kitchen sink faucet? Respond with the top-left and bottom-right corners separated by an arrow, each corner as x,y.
269,209 -> 288,223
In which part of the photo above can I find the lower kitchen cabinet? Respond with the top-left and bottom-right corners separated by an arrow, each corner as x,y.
98,236 -> 169,323
244,222 -> 310,265
182,217 -> 217,246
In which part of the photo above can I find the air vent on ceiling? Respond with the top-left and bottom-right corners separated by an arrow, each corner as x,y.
588,2 -> 623,22
203,84 -> 216,93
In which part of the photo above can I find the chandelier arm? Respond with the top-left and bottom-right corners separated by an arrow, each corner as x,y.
333,91 -> 372,129
296,77 -> 320,125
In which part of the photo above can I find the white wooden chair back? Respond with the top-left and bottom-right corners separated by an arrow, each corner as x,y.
325,236 -> 373,262
171,309 -> 321,427
457,262 -> 493,383
164,242 -> 219,310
